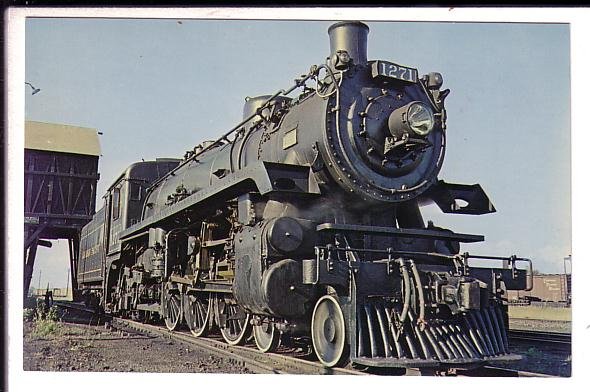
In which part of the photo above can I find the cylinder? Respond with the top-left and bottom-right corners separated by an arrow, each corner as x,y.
328,21 -> 369,66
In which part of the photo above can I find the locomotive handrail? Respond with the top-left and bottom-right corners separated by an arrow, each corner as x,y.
314,244 -> 458,260
461,253 -> 531,262
464,253 -> 533,291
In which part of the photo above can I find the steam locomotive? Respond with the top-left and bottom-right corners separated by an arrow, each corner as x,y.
77,21 -> 533,369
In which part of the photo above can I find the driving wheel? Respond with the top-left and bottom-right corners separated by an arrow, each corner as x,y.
215,295 -> 251,345
311,295 -> 349,367
183,291 -> 211,337
162,283 -> 182,331
253,319 -> 281,353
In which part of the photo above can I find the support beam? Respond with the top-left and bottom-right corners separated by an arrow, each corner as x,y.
68,236 -> 80,300
24,223 -> 48,250
23,240 -> 39,300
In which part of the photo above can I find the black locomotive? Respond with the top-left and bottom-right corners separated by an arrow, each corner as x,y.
77,21 -> 533,369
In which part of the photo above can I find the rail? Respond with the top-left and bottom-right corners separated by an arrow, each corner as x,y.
508,329 -> 571,346
112,317 -> 364,375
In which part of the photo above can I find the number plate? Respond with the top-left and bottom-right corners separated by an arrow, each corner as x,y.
372,60 -> 418,83
282,127 -> 298,149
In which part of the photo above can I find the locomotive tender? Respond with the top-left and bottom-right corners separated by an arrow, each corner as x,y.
77,21 -> 533,369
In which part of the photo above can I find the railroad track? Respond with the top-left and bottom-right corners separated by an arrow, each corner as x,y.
112,316 -> 364,375
456,366 -> 554,377
54,301 -> 349,374
52,301 -> 557,376
113,317 -> 558,377
113,318 -> 551,377
54,300 -> 97,313
508,329 -> 571,346
53,300 -> 103,325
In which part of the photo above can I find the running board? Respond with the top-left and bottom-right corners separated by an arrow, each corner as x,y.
317,222 -> 484,243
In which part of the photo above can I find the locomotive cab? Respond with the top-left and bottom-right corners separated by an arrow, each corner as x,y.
77,159 -> 180,311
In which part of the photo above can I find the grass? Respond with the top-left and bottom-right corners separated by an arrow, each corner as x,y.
31,319 -> 59,338
25,302 -> 62,339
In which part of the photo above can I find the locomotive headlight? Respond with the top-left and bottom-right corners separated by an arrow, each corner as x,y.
407,102 -> 435,136
389,101 -> 436,139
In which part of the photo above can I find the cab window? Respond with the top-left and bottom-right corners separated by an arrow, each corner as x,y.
130,182 -> 142,201
112,187 -> 121,220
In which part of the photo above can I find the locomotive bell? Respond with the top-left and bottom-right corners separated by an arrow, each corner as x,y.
331,50 -> 352,70
243,95 -> 292,126
243,95 -> 273,120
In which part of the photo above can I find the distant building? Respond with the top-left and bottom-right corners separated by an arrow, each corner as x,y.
34,287 -> 72,299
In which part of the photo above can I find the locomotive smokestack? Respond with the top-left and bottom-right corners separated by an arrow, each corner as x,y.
328,21 -> 369,67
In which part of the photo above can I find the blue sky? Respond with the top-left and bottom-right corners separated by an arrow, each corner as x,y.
24,18 -> 570,288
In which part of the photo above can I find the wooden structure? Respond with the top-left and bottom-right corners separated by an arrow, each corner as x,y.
24,121 -> 100,299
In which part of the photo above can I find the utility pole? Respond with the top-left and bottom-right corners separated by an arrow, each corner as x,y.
563,254 -> 571,275
563,255 -> 572,305
66,268 -> 70,299
37,269 -> 42,295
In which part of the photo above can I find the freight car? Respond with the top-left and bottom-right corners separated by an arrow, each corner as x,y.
508,274 -> 571,305
78,21 -> 533,370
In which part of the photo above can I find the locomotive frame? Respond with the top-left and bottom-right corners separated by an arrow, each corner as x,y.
77,20 -> 533,370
